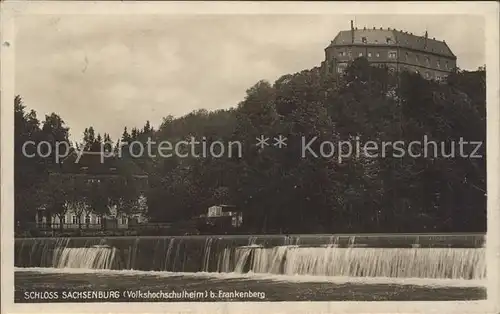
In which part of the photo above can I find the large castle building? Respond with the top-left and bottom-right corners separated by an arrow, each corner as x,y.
321,21 -> 457,81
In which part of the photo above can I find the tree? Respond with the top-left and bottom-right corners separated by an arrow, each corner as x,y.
66,178 -> 91,229
39,175 -> 73,230
15,96 -> 46,227
87,180 -> 110,229
40,113 -> 71,166
82,126 -> 102,152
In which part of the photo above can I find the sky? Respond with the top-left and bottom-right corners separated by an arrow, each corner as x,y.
15,14 -> 485,142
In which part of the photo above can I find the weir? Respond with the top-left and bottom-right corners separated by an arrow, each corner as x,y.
15,233 -> 486,280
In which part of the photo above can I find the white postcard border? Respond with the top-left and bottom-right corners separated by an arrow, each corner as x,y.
1,1 -> 499,313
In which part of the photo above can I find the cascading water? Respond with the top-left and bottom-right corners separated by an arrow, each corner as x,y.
164,238 -> 176,270
228,246 -> 485,279
54,246 -> 118,269
15,234 -> 486,282
250,246 -> 289,274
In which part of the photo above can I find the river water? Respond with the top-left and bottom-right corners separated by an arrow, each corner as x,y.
14,234 -> 487,302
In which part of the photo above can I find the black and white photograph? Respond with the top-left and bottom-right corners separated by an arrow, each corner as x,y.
1,2 -> 499,313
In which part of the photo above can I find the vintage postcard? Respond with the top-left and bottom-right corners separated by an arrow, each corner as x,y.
1,1 -> 499,313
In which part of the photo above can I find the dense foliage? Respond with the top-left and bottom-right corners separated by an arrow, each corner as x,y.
15,59 -> 487,233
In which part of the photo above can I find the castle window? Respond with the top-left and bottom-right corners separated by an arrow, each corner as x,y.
329,62 -> 335,74
425,57 -> 430,65
358,52 -> 363,57
362,37 -> 367,44
415,55 -> 419,63
405,52 -> 409,60
388,51 -> 397,59
338,51 -> 345,57
386,37 -> 392,44
425,72 -> 431,78
445,61 -> 449,69
367,52 -> 372,58
376,52 -> 380,57
72,215 -> 78,224
437,61 -> 441,69
85,214 -> 91,224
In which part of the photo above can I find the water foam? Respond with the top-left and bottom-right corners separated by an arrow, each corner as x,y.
14,267 -> 486,288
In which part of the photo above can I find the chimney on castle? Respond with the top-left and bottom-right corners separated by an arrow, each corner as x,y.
351,20 -> 354,43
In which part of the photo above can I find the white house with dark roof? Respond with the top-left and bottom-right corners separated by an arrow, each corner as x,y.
206,204 -> 243,228
35,150 -> 149,230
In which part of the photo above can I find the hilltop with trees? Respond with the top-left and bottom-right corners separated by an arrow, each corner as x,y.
15,58 -> 487,234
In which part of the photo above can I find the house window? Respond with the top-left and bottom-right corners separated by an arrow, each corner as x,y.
415,55 -> 419,63
337,66 -> 345,74
338,51 -> 345,57
425,72 -> 431,78
388,51 -> 397,59
376,52 -> 380,57
405,52 -> 409,60
85,214 -> 91,224
367,52 -> 372,57
358,52 -> 363,57
121,217 -> 127,225
437,61 -> 441,69
96,216 -> 101,224
425,57 -> 430,65
386,37 -> 392,44
72,215 -> 78,224
445,61 -> 449,69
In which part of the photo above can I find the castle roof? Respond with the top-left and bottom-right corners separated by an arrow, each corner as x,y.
329,28 -> 455,58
